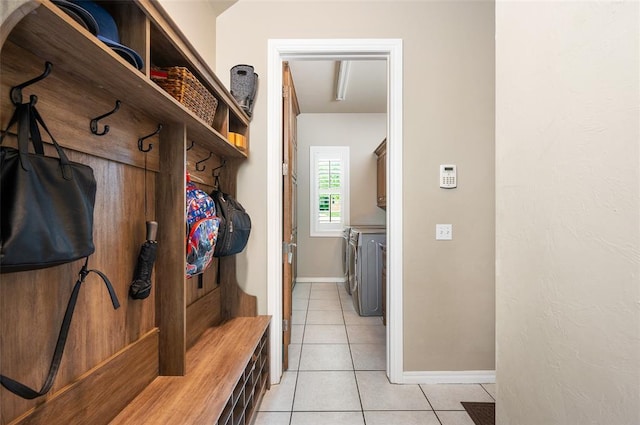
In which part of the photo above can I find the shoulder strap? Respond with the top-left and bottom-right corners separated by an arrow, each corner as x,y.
0,103 -> 34,172
30,104 -> 74,180
1,102 -> 46,173
0,258 -> 120,400
0,104 -> 22,145
1,101 -> 45,153
27,103 -> 45,155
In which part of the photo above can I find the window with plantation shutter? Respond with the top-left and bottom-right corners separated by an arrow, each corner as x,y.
310,146 -> 349,237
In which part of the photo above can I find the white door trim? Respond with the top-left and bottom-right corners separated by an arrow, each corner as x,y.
267,38 -> 404,384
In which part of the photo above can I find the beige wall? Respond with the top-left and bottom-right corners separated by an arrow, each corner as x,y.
496,2 -> 640,424
217,1 -> 495,372
296,113 -> 386,279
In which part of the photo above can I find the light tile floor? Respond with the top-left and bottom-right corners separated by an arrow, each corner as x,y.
255,282 -> 496,425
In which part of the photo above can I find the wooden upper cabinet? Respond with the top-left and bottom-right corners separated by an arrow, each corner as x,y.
375,138 -> 387,210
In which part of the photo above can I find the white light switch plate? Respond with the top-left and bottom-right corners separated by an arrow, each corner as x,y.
436,224 -> 452,240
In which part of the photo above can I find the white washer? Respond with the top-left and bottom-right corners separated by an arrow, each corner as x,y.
342,226 -> 352,294
346,225 -> 384,297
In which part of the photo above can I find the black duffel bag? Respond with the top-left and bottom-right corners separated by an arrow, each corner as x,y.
210,189 -> 251,257
0,99 -> 96,273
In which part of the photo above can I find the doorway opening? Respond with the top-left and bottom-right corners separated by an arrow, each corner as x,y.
266,39 -> 403,385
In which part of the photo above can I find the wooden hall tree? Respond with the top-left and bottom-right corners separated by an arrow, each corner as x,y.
0,1 -> 268,424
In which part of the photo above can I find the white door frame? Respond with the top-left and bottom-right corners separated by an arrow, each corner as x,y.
267,38 -> 404,384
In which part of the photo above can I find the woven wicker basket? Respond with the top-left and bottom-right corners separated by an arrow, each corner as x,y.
151,67 -> 218,125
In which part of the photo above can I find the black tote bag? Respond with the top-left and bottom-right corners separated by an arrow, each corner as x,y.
0,101 -> 96,273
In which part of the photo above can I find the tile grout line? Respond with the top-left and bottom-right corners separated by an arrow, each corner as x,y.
337,282 -> 369,425
287,285 -> 310,425
480,383 -> 496,401
419,384 -> 444,425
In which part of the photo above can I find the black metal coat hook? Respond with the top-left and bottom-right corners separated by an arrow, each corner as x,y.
11,61 -> 53,105
90,100 -> 121,136
138,124 -> 162,152
212,159 -> 226,190
211,159 -> 227,176
195,152 -> 214,171
187,140 -> 195,151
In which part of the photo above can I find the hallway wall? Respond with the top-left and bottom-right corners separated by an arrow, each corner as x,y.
496,2 -> 640,424
216,0 -> 495,373
296,113 -> 386,279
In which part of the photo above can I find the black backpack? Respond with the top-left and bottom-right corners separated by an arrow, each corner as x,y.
210,190 -> 251,257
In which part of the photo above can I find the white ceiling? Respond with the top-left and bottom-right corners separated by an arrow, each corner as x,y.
287,59 -> 387,114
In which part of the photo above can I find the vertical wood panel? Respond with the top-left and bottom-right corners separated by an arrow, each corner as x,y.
103,2 -> 149,76
220,255 -> 258,318
218,160 -> 258,318
186,288 -> 222,349
0,151 -> 157,423
156,123 -> 186,375
185,258 -> 219,306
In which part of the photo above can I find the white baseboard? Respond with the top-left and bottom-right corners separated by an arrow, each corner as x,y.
403,370 -> 496,384
296,277 -> 347,283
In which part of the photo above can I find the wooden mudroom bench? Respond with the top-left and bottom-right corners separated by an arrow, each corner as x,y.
0,2 -> 268,425
111,316 -> 270,425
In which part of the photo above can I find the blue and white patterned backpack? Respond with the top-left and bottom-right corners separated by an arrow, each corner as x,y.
185,174 -> 219,278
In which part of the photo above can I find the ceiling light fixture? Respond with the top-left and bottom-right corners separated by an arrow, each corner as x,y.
335,60 -> 351,101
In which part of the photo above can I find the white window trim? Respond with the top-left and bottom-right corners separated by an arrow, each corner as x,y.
309,146 -> 350,237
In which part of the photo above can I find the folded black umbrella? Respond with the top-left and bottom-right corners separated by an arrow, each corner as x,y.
129,221 -> 158,299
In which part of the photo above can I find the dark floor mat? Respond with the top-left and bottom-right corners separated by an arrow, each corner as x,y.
461,401 -> 495,425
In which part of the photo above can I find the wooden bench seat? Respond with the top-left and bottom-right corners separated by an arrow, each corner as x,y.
110,316 -> 270,425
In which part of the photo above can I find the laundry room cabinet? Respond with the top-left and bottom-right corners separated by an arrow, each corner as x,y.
0,1 -> 267,424
375,138 -> 387,209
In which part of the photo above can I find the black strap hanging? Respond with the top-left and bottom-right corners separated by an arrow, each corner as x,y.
0,258 -> 120,399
